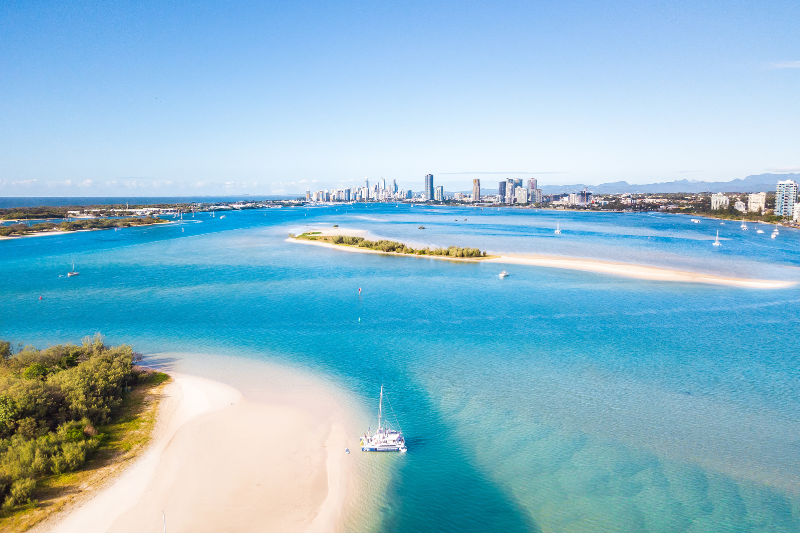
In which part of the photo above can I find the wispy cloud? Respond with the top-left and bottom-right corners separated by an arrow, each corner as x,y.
767,166 -> 800,172
440,171 -> 568,175
765,60 -> 800,69
78,179 -> 93,188
11,179 -> 38,186
677,170 -> 701,174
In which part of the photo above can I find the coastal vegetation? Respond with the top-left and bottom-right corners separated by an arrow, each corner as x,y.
0,216 -> 166,238
0,335 -> 168,526
292,233 -> 487,258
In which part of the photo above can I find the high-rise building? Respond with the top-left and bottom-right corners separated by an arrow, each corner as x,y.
515,188 -> 528,203
498,181 -> 506,201
393,179 -> 398,194
365,178 -> 369,190
434,186 -> 444,202
505,179 -> 516,204
472,179 -> 481,202
424,174 -> 434,201
528,178 -> 538,191
405,189 -> 413,199
747,192 -> 766,213
776,180 -> 798,217
531,189 -> 543,204
380,178 -> 386,191
711,193 -> 729,211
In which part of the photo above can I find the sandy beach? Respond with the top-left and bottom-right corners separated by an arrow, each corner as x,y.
36,372 -> 353,533
288,234 -> 796,289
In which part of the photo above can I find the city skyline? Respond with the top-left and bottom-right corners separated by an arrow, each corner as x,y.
1,1 -> 799,197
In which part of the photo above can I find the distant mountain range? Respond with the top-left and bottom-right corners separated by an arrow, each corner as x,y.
535,173 -> 799,195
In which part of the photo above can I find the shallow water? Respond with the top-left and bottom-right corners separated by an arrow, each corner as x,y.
2,205 -> 799,532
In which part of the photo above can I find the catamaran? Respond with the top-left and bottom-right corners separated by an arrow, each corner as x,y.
67,260 -> 79,277
361,386 -> 407,452
712,230 -> 721,247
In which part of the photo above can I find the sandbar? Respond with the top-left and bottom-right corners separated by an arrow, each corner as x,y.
288,235 -> 795,289
35,372 -> 353,533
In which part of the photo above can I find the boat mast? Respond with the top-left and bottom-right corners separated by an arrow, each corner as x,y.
379,385 -> 383,430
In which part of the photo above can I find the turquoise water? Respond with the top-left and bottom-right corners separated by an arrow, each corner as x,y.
2,205 -> 800,532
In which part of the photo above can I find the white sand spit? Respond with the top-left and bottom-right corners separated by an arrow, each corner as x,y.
39,373 -> 351,533
288,237 -> 796,289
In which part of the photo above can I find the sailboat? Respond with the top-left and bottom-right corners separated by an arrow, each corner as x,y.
740,219 -> 747,230
555,221 -> 561,234
712,230 -> 721,247
67,260 -> 80,277
360,385 -> 407,452
772,224 -> 780,239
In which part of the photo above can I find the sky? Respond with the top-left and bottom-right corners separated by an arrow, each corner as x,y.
1,0 -> 798,196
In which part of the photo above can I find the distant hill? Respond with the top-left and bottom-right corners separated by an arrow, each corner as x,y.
538,173 -> 798,195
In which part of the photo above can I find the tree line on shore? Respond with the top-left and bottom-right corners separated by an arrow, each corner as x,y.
296,233 -> 486,258
0,335 -> 156,510
0,216 -> 166,237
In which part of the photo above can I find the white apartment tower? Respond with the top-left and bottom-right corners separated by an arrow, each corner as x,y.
472,179 -> 480,202
711,193 -> 729,211
747,192 -> 766,213
776,180 -> 798,217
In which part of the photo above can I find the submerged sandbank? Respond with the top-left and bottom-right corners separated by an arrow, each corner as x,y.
38,372 -> 355,533
287,235 -> 796,289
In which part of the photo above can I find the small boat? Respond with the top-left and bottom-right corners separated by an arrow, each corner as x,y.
361,386 -> 406,453
555,222 -> 561,235
772,224 -> 780,239
756,228 -> 764,234
67,260 -> 79,277
740,219 -> 747,230
712,230 -> 721,247
219,215 -> 226,219
499,270 -> 509,279
691,219 -> 700,223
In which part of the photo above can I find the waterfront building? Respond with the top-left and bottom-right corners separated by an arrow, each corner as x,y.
405,190 -> 413,199
472,179 -> 480,202
734,200 -> 746,212
505,179 -> 515,204
515,187 -> 528,204
393,179 -> 398,194
498,181 -> 506,201
528,178 -> 538,191
776,180 -> 798,217
568,193 -> 579,206
747,192 -> 766,213
531,189 -> 543,204
434,186 -> 444,202
711,193 -> 729,210
425,174 -> 434,201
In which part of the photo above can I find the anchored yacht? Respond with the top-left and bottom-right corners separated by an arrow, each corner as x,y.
361,386 -> 407,453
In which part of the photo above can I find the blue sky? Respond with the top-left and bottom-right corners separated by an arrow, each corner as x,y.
1,0 -> 798,196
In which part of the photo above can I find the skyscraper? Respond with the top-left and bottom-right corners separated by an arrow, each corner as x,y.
528,178 -> 538,191
505,179 -> 515,204
424,174 -> 434,201
498,181 -> 506,201
434,186 -> 444,202
472,179 -> 480,202
776,180 -> 798,217
365,178 -> 369,190
393,179 -> 398,194
380,178 -> 386,191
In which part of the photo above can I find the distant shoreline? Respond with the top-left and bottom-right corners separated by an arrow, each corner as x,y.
287,232 -> 796,289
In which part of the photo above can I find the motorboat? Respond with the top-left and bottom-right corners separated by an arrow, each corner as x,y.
361,386 -> 407,453
499,271 -> 509,279
691,219 -> 700,223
